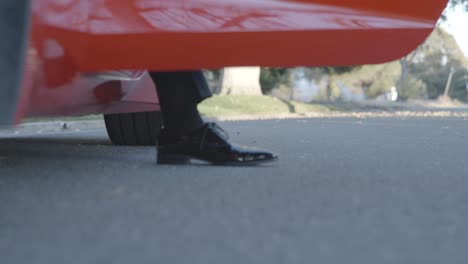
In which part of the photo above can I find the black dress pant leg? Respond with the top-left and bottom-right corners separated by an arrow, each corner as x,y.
149,71 -> 212,136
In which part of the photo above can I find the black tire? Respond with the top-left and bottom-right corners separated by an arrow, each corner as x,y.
104,111 -> 162,146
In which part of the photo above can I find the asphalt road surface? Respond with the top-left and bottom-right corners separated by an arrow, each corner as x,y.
1,118 -> 468,264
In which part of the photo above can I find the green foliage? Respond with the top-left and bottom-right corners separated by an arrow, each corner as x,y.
418,28 -> 466,61
259,66 -> 359,95
259,68 -> 287,94
327,79 -> 342,101
227,25 -> 467,102
367,76 -> 394,98
448,71 -> 468,100
310,78 -> 342,101
365,64 -> 400,98
396,27 -> 468,101
319,66 -> 361,75
409,50 -> 466,100
198,95 -> 330,117
397,74 -> 428,100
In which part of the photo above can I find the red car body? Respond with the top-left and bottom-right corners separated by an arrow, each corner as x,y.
1,0 -> 448,127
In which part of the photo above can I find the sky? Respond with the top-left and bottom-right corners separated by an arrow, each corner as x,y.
441,5 -> 468,57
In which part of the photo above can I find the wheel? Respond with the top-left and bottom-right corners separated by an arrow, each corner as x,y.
104,111 -> 162,146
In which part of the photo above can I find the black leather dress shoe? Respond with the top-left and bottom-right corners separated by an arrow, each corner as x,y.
157,123 -> 278,165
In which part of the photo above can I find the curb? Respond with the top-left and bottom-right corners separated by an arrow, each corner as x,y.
3,110 -> 468,137
0,120 -> 105,136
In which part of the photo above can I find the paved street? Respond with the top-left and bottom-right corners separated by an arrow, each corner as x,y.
1,118 -> 468,264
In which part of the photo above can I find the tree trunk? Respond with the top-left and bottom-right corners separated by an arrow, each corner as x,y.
398,57 -> 409,90
219,67 -> 262,95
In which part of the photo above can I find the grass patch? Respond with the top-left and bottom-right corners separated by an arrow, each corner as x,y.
198,95 -> 331,117
22,96 -> 332,123
24,115 -> 102,123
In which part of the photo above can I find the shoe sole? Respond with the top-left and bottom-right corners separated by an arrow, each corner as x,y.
158,152 -> 278,166
213,156 -> 278,166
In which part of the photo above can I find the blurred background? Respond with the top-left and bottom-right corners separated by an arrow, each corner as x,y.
199,1 -> 468,117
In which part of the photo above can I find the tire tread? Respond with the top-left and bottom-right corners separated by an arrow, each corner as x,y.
104,111 -> 161,146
